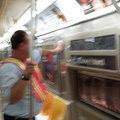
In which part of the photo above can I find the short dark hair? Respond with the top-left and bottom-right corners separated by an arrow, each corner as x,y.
11,30 -> 27,49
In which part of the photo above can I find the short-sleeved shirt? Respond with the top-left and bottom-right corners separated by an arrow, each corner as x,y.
0,48 -> 43,118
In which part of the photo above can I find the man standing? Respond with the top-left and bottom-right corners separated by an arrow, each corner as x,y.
0,30 -> 48,120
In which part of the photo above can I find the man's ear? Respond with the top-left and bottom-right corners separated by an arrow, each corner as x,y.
19,43 -> 24,49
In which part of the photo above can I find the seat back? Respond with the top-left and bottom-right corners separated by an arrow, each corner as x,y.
40,93 -> 55,116
48,97 -> 67,120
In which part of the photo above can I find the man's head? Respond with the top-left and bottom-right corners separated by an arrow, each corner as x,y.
11,30 -> 30,59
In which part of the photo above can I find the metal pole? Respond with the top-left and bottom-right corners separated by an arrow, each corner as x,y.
29,0 -> 36,120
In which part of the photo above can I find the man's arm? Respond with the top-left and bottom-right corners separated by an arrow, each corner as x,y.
42,40 -> 64,55
10,80 -> 28,104
10,62 -> 35,104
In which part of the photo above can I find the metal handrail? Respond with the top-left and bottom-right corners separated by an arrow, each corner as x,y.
112,0 -> 120,12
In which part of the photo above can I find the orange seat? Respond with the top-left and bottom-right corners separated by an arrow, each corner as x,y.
39,93 -> 55,116
48,97 -> 67,120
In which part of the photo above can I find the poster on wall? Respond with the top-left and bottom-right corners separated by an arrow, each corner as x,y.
76,0 -> 112,14
37,5 -> 67,31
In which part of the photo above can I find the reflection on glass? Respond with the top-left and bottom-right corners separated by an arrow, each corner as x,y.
76,0 -> 112,14
78,73 -> 120,113
42,45 -> 59,83
71,35 -> 115,50
71,55 -> 116,70
45,54 -> 54,82
60,60 -> 66,74
59,51 -> 67,93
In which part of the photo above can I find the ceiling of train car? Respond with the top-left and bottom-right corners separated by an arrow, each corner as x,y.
0,0 -> 31,36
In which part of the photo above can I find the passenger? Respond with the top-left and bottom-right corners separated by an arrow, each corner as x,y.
0,30 -> 64,120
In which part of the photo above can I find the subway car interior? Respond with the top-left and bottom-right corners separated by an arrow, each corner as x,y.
0,0 -> 120,120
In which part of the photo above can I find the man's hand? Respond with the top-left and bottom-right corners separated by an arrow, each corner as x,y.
24,62 -> 35,79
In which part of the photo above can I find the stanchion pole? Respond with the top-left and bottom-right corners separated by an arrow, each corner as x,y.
29,0 -> 36,120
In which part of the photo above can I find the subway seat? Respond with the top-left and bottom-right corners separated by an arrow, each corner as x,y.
35,93 -> 68,120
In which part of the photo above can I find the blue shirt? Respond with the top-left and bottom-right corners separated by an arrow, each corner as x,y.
0,48 -> 43,118
32,48 -> 42,64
